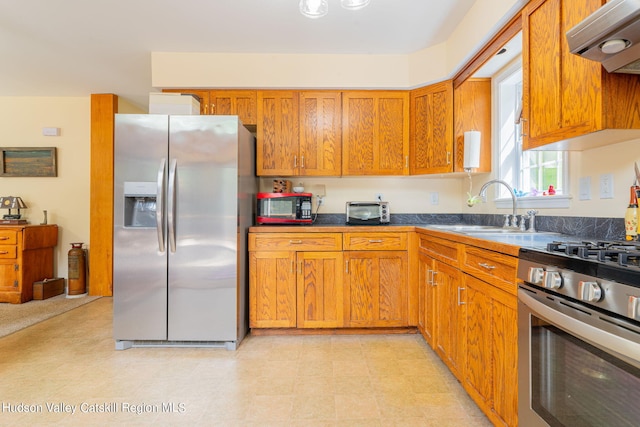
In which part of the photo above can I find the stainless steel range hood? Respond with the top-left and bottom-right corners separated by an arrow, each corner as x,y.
567,0 -> 640,74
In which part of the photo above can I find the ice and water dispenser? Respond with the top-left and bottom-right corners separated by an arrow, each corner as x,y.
123,182 -> 157,228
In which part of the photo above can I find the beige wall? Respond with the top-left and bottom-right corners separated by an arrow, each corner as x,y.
0,97 -> 91,279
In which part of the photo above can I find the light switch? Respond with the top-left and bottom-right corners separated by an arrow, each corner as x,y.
430,192 -> 439,205
579,177 -> 591,200
599,174 -> 614,199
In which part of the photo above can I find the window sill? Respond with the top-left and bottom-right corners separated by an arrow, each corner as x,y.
495,195 -> 571,209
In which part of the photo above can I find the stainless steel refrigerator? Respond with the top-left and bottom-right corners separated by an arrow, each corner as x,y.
113,114 -> 256,350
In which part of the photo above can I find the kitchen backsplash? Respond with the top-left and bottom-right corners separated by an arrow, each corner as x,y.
311,213 -> 625,241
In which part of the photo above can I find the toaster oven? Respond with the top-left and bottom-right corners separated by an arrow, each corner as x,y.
345,201 -> 390,225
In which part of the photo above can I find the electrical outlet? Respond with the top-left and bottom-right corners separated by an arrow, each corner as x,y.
430,192 -> 439,205
375,193 -> 384,202
317,196 -> 324,206
599,174 -> 614,199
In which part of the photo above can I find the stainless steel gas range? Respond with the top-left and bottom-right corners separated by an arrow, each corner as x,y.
517,239 -> 640,427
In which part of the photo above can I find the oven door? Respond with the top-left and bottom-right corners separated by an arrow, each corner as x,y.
518,284 -> 640,427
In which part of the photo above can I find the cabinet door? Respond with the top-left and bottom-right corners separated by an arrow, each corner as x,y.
409,81 -> 453,174
299,91 -> 342,176
463,274 -> 493,409
418,252 -> 436,348
434,259 -> 464,378
256,91 -> 300,176
344,250 -> 408,327
453,78 -> 491,173
342,91 -> 409,176
249,251 -> 297,328
522,0 -> 604,149
463,273 -> 518,427
296,251 -> 344,328
210,90 -> 257,125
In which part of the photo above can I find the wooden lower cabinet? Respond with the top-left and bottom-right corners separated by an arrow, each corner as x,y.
249,250 -> 297,328
296,251 -> 344,328
417,252 -> 436,347
433,259 -> 464,378
344,250 -> 408,327
464,273 -> 518,427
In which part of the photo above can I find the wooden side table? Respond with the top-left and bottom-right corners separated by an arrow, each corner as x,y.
0,224 -> 58,303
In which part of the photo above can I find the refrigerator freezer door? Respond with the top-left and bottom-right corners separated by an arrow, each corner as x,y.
113,114 -> 169,341
167,116 -> 241,341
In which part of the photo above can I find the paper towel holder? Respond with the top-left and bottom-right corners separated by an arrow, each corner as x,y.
463,130 -> 481,171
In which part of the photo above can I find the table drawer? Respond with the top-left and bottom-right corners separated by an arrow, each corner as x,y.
343,232 -> 407,250
0,245 -> 17,259
249,233 -> 342,251
462,245 -> 518,294
0,230 -> 17,245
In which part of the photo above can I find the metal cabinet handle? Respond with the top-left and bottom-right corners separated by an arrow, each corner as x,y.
0,251 -> 8,254
405,156 -> 409,169
427,269 -> 435,286
301,156 -> 305,168
289,240 -> 303,244
294,155 -> 298,168
368,239 -> 384,243
478,262 -> 496,270
446,151 -> 451,165
432,271 -> 438,286
345,260 -> 349,274
0,237 -> 9,240
291,260 -> 294,273
457,287 -> 466,305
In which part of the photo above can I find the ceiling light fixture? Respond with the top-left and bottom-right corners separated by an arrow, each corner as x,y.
341,0 -> 371,10
299,0 -> 329,19
299,0 -> 371,19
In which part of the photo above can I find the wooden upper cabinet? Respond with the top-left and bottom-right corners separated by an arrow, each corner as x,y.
453,78 -> 492,173
299,91 -> 342,176
342,91 -> 410,176
256,91 -> 300,176
162,89 -> 210,115
210,90 -> 257,125
409,81 -> 454,174
522,0 -> 640,150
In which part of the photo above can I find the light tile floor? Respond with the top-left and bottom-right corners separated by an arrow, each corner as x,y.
0,298 -> 492,426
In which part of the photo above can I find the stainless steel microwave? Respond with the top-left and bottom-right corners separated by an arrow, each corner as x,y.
256,192 -> 313,224
345,201 -> 390,225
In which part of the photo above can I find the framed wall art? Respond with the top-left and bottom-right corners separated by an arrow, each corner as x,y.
0,147 -> 57,177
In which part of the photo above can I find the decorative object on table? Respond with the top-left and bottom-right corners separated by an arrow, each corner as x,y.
273,179 -> 292,193
292,183 -> 305,193
0,196 -> 27,223
0,147 -> 57,177
67,243 -> 87,298
40,209 -> 48,225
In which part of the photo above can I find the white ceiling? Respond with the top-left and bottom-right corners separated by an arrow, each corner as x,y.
0,0 -> 479,108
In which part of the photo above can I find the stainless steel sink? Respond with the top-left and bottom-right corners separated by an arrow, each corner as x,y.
428,224 -> 560,236
428,224 -> 505,232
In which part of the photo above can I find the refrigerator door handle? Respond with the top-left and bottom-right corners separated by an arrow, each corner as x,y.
156,158 -> 166,253
167,158 -> 177,253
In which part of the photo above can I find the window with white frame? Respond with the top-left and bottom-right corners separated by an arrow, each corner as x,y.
494,59 -> 569,207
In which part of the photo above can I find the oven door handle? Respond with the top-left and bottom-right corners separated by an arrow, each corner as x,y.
519,289 -> 640,365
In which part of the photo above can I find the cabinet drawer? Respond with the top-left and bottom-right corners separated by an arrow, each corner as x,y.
462,246 -> 518,294
343,232 -> 407,250
249,233 -> 342,251
0,245 -> 17,259
0,230 -> 17,245
417,232 -> 460,267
